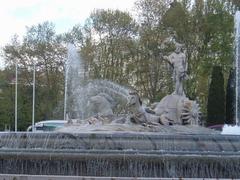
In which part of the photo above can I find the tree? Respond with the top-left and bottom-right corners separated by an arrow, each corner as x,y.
0,0 -> 237,130
58,24 -> 84,48
0,69 -> 15,131
2,22 -> 67,130
134,0 -> 173,101
225,68 -> 235,124
88,9 -> 138,83
207,66 -> 225,126
160,0 -> 234,116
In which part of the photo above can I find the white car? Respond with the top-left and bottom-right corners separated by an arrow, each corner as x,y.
27,120 -> 67,132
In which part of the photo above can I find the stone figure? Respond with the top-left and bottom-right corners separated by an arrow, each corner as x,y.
126,91 -> 200,126
153,94 -> 200,125
164,44 -> 187,96
127,91 -> 169,125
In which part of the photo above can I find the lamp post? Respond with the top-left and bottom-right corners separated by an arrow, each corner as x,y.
15,60 -> 18,132
64,57 -> 69,121
32,58 -> 36,131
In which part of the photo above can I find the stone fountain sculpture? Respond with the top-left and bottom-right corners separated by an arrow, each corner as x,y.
61,42 -> 200,131
154,42 -> 200,125
164,43 -> 187,96
1,42 -> 240,179
127,42 -> 200,126
127,91 -> 166,125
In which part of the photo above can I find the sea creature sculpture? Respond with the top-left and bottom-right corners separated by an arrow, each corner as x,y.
127,91 -> 168,125
153,94 -> 200,125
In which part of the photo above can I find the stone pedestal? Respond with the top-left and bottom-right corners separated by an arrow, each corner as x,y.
0,130 -> 239,178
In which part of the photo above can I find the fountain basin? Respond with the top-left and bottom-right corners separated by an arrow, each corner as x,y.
0,129 -> 239,178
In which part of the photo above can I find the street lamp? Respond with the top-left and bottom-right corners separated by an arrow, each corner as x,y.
32,58 -> 36,132
64,55 -> 69,121
15,60 -> 18,132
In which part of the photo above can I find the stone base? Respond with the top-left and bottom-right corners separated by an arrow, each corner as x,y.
0,174 -> 221,180
0,129 -> 239,178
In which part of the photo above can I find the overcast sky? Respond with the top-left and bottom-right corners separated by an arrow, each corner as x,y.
0,0 -> 136,52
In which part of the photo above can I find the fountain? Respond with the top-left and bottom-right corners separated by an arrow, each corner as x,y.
1,19 -> 240,178
222,11 -> 240,134
236,11 -> 240,125
64,44 -> 87,120
64,44 -> 130,120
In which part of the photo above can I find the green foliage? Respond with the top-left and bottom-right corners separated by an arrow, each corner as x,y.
0,70 -> 15,130
207,66 -> 225,126
1,22 -> 66,130
133,0 -> 173,100
58,24 -> 84,47
87,9 -> 138,83
225,68 -> 235,124
163,1 -> 189,41
160,0 -> 234,115
0,0 -> 238,130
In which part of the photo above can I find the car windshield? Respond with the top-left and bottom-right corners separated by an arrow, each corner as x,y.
43,122 -> 65,127
27,121 -> 66,132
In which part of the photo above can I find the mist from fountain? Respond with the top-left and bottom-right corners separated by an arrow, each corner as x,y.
235,11 -> 240,125
70,79 -> 131,119
64,44 -> 86,119
64,44 -> 131,120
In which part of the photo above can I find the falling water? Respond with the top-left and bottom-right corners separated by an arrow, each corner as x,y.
235,11 -> 240,125
0,132 -> 240,178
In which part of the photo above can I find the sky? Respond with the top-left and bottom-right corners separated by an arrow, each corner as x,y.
0,0 -> 136,67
